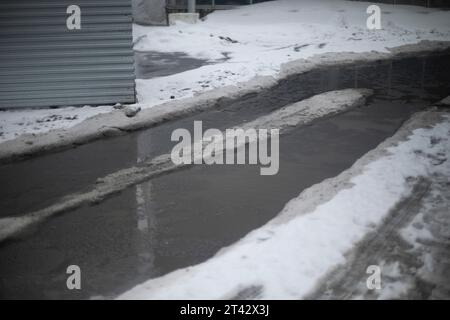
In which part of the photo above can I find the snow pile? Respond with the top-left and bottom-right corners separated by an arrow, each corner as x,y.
0,105 -> 113,142
118,112 -> 450,299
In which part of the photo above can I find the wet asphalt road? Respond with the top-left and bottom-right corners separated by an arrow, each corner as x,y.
0,51 -> 449,299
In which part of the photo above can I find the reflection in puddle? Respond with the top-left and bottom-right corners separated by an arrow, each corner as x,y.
0,97 -> 434,299
0,52 -> 449,299
134,51 -> 211,79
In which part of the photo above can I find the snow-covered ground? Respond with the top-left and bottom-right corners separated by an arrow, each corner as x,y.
118,110 -> 450,299
0,105 -> 114,142
1,0 -> 450,143
311,134 -> 450,299
134,0 -> 450,105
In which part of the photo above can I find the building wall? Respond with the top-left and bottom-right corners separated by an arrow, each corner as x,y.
132,0 -> 274,26
132,0 -> 167,25
0,0 -> 136,109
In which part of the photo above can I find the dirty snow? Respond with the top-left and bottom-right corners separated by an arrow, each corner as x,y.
326,150 -> 450,300
371,172 -> 450,299
118,112 -> 450,299
1,0 -> 450,143
0,105 -> 114,142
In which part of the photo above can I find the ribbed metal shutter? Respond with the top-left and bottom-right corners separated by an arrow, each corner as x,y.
0,0 -> 135,109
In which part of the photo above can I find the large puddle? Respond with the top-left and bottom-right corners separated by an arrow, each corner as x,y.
0,52 -> 449,299
1,52 -> 449,218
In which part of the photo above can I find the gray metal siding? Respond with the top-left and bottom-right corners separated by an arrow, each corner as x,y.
0,0 -> 136,108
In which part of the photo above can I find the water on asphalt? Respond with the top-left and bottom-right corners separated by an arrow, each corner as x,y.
0,51 -> 449,299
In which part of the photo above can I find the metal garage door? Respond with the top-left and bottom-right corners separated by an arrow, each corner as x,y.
0,0 -> 135,109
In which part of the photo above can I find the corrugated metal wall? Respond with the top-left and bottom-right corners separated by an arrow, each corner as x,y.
0,0 -> 136,109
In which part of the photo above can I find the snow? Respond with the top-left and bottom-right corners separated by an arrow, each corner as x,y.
352,151 -> 450,299
0,105 -> 113,142
0,216 -> 38,243
118,113 -> 450,299
134,0 -> 450,106
1,0 -> 450,143
400,209 -> 435,250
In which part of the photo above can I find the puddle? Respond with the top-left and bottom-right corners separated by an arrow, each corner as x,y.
134,51 -> 212,79
1,52 -> 449,218
0,97 -> 441,299
0,52 -> 449,299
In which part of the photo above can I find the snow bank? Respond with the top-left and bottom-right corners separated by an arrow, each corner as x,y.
118,111 -> 450,299
0,105 -> 113,142
1,0 -> 449,144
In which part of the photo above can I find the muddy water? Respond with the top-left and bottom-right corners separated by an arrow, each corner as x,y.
0,100 -> 441,299
1,52 -> 449,218
0,52 -> 449,299
134,51 -> 212,79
